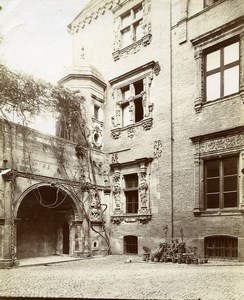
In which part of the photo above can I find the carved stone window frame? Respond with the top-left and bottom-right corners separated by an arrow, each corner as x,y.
112,0 -> 152,61
109,61 -> 160,139
190,126 -> 244,216
110,157 -> 153,224
191,16 -> 244,113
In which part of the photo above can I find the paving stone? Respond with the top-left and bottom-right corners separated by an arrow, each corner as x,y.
0,256 -> 243,299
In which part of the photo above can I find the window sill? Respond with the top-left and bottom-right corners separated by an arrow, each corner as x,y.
194,208 -> 243,217
195,92 -> 241,112
111,117 -> 153,139
112,34 -> 152,61
111,212 -> 152,224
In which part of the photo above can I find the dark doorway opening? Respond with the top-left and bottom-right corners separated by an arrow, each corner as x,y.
124,235 -> 138,254
62,222 -> 70,254
17,186 -> 74,259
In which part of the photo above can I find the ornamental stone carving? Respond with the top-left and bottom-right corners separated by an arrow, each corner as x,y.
113,171 -> 122,213
70,0 -> 113,33
111,130 -> 121,139
153,140 -> 163,158
139,173 -> 148,208
89,189 -> 102,223
127,127 -> 135,139
142,118 -> 153,131
112,153 -> 118,164
199,135 -> 243,154
113,34 -> 152,61
153,61 -> 161,76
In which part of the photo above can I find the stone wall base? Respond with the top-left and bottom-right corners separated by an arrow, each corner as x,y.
0,259 -> 19,269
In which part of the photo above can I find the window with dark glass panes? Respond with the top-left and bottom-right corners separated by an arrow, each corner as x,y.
205,39 -> 239,101
124,174 -> 138,214
120,3 -> 143,48
205,157 -> 238,209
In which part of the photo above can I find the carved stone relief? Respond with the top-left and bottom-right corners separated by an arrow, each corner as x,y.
127,127 -> 135,139
199,135 -> 244,154
89,189 -> 102,223
112,153 -> 119,164
112,171 -> 122,213
153,140 -> 163,158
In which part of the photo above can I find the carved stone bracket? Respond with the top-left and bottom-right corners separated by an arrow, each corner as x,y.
142,117 -> 153,130
153,62 -> 161,76
127,127 -> 135,139
111,129 -> 121,139
2,169 -> 15,181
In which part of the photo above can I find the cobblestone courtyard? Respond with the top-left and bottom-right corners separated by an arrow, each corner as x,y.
0,255 -> 243,300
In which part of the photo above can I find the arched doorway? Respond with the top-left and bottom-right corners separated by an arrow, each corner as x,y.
16,185 -> 79,259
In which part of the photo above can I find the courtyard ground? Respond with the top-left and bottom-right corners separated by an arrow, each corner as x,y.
0,255 -> 243,300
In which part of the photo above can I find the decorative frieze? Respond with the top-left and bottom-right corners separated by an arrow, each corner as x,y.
199,135 -> 243,154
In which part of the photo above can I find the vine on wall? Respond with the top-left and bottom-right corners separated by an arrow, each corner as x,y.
0,63 -> 110,259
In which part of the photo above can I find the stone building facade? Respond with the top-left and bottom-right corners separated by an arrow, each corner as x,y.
0,0 -> 243,267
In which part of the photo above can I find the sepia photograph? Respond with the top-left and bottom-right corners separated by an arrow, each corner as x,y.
0,0 -> 243,299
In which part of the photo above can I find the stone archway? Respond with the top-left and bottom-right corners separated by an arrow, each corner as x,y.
15,184 -> 83,259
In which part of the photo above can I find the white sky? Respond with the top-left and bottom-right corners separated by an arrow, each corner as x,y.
0,0 -> 89,83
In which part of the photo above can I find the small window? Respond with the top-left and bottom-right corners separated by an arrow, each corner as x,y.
205,236 -> 238,259
124,235 -> 138,254
205,157 -> 238,209
124,174 -> 138,214
205,39 -> 239,101
94,105 -> 100,120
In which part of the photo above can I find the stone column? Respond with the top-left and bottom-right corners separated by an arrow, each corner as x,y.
194,48 -> 204,112
0,174 -> 18,268
81,190 -> 90,257
72,221 -> 83,257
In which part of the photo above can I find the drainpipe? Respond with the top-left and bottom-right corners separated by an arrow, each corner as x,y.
169,0 -> 174,240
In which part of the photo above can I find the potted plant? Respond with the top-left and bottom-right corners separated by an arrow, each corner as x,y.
142,246 -> 151,261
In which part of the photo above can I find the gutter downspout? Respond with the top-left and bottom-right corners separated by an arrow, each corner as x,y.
170,0 -> 174,240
